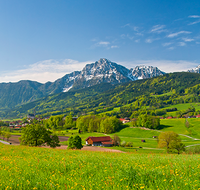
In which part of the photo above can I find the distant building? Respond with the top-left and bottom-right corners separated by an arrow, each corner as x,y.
72,117 -> 78,121
119,117 -> 130,123
27,114 -> 35,119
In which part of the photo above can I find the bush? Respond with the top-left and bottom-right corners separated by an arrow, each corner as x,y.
186,145 -> 200,154
20,124 -> 60,148
112,135 -> 121,146
68,135 -> 83,149
126,142 -> 133,147
120,141 -> 126,147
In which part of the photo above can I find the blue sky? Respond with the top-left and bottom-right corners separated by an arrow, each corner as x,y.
0,0 -> 200,83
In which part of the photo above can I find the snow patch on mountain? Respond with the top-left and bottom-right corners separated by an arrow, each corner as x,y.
188,65 -> 200,73
63,85 -> 73,92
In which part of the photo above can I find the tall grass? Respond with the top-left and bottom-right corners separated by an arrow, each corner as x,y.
0,144 -> 200,189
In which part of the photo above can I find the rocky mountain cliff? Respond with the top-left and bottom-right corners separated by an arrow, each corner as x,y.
130,65 -> 165,79
58,58 -> 165,92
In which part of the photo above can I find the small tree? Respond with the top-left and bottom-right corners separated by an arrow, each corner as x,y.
47,134 -> 60,148
120,141 -> 126,147
68,135 -> 83,149
158,131 -> 185,154
112,135 -> 121,146
169,140 -> 185,154
64,115 -> 75,129
5,132 -> 11,141
1,131 -> 5,140
20,124 -> 60,148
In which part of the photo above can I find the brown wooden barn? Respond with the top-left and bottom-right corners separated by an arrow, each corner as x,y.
85,136 -> 113,147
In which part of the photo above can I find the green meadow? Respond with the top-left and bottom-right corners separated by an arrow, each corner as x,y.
1,144 -> 200,190
57,117 -> 200,153
1,117 -> 200,189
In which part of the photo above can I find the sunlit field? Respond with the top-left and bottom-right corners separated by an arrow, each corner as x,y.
0,144 -> 200,189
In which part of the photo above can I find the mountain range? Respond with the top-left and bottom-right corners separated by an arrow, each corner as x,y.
0,58 -> 165,109
0,58 -> 200,115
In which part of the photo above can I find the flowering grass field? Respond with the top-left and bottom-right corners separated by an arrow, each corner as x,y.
0,144 -> 200,190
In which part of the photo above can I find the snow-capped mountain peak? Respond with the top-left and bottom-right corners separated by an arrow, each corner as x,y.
130,65 -> 165,79
188,65 -> 200,73
58,58 -> 165,92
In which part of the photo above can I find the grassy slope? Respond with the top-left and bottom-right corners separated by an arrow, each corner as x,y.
164,102 -> 200,110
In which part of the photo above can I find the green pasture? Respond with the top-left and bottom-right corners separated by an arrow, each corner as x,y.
114,127 -> 159,138
1,144 -> 200,189
150,91 -> 173,97
101,107 -> 121,114
3,117 -> 200,153
36,119 -> 200,151
160,118 -> 200,139
160,119 -> 188,134
164,102 -> 200,111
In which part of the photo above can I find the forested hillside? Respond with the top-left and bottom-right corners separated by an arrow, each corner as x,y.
2,72 -> 200,119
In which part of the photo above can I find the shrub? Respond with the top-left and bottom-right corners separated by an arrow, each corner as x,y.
186,145 -> 200,154
120,141 -> 126,147
126,142 -> 133,147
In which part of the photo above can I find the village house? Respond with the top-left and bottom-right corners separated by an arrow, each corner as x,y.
15,125 -> 22,129
119,117 -> 130,124
85,136 -> 113,147
27,114 -> 35,120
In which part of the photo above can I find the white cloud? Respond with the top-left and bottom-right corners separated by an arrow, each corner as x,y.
122,24 -> 139,32
121,24 -> 143,36
189,19 -> 200,25
135,32 -> 143,36
188,15 -> 200,25
119,60 -> 198,73
188,15 -> 200,18
1,59 -> 199,83
97,41 -> 110,46
135,39 -> 140,43
167,31 -> 191,38
162,42 -> 173,47
150,25 -> 166,33
111,45 -> 119,48
127,34 -> 134,40
145,39 -> 153,43
168,47 -> 175,50
145,38 -> 160,43
120,34 -> 134,40
178,42 -> 186,46
182,37 -> 194,42
0,59 -> 92,83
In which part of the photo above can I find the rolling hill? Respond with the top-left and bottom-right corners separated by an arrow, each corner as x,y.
2,72 -> 200,119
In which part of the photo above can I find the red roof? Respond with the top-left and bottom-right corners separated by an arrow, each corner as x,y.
85,136 -> 112,142
167,117 -> 173,119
